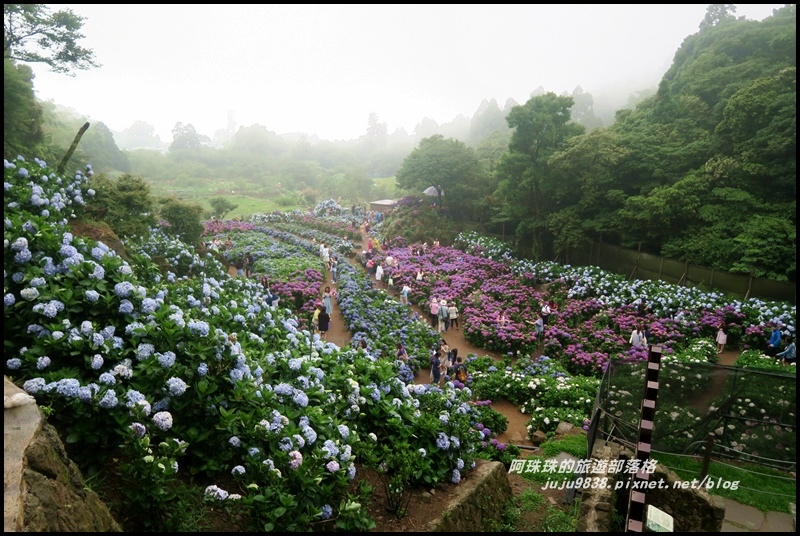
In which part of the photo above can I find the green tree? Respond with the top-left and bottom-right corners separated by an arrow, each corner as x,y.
3,58 -> 45,158
569,86 -> 604,132
469,98 -> 509,146
3,4 -> 98,74
169,122 -> 210,152
699,4 -> 737,28
395,134 -> 483,216
363,112 -> 388,150
731,215 -> 796,280
546,128 -> 630,256
209,197 -> 238,220
85,174 -> 157,239
158,197 -> 205,246
115,121 -> 165,150
494,93 -> 584,258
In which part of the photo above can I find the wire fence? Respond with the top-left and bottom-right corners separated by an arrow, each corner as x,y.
590,360 -> 796,473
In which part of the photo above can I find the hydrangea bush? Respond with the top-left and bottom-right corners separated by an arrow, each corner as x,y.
3,156 -> 489,531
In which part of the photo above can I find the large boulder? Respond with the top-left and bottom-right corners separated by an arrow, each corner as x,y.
4,377 -> 121,532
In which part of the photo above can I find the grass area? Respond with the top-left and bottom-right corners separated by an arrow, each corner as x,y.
655,451 -> 797,514
218,195 -> 309,219
538,433 -> 589,459
495,435 -> 587,532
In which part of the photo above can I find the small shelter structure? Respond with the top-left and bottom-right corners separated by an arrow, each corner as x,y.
369,199 -> 396,214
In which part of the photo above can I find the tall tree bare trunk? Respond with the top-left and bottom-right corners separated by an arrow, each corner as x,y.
57,122 -> 90,175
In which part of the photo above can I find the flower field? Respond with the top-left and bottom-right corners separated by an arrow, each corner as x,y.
3,156 -> 795,530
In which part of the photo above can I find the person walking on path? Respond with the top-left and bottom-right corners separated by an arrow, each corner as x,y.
312,305 -> 321,334
322,286 -> 333,315
245,251 -> 255,278
716,323 -> 728,354
531,313 -> 544,349
430,350 -> 442,385
630,324 -> 647,347
429,297 -> 440,329
440,339 -> 451,369
438,348 -> 450,387
540,300 -> 551,326
318,308 -> 330,340
437,299 -> 449,333
447,302 -> 459,331
452,355 -> 468,384
375,263 -> 384,287
400,283 -> 411,305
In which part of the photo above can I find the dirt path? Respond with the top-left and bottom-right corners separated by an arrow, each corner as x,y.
686,349 -> 740,413
317,266 -> 350,349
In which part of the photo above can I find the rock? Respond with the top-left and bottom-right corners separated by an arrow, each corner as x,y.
4,377 -> 121,532
530,431 -> 547,445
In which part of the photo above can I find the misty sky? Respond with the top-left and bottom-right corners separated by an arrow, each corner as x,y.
29,4 -> 784,142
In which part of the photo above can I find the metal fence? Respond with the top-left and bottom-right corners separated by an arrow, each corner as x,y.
589,359 -> 796,472
569,241 -> 796,304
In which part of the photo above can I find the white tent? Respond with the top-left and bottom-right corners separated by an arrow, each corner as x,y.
422,186 -> 444,196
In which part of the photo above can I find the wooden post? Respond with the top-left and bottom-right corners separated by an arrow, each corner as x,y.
744,272 -> 753,301
699,433 -> 715,479
678,260 -> 689,287
57,122 -> 91,176
625,345 -> 663,532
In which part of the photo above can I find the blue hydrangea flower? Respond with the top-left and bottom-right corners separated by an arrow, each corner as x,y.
137,343 -> 155,360
166,377 -> 187,396
451,469 -> 461,484
23,377 -> 46,393
113,281 -> 134,297
55,378 -> 80,397
320,504 -> 333,520
279,437 -> 294,452
97,372 -> 117,385
20,287 -> 39,301
119,300 -> 134,314
292,391 -> 309,407
90,354 -> 104,370
157,351 -> 176,368
99,389 -> 118,408
152,411 -> 173,431
337,424 -> 350,440
302,425 -> 318,445
204,485 -> 229,500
